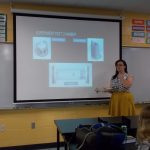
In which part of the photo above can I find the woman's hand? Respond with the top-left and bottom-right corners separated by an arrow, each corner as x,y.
95,88 -> 99,93
118,74 -> 133,87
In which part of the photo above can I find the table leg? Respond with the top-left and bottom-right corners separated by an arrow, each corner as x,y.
65,143 -> 67,150
57,128 -> 60,150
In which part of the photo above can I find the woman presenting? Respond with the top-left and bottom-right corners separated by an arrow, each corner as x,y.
108,59 -> 136,116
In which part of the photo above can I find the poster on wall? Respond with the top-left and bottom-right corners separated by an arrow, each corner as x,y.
131,18 -> 150,44
0,13 -> 7,42
131,19 -> 145,43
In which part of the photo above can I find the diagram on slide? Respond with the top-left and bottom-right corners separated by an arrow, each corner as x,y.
33,37 -> 51,59
49,63 -> 92,87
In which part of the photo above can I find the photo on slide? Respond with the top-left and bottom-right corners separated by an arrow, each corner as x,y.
33,37 -> 51,60
87,38 -> 104,61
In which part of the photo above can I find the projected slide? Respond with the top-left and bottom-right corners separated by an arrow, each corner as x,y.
15,13 -> 120,102
33,37 -> 51,60
49,63 -> 92,87
87,38 -> 104,61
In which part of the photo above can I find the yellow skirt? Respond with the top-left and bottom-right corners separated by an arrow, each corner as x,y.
109,92 -> 136,116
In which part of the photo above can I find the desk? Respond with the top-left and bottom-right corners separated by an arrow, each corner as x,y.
54,116 -> 138,150
55,117 -> 98,150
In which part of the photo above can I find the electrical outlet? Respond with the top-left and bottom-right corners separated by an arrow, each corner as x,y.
0,124 -> 5,132
31,122 -> 35,129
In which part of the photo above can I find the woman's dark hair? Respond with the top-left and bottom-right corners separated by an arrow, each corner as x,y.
112,59 -> 128,79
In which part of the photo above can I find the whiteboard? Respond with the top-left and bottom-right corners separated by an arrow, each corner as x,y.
0,43 -> 14,108
0,44 -> 149,108
123,47 -> 150,103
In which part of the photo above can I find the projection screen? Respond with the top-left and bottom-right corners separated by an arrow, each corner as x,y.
13,13 -> 121,103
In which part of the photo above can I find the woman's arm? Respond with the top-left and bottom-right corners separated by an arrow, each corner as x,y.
118,74 -> 133,87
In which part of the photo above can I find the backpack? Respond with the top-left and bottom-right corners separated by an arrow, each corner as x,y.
75,123 -> 125,150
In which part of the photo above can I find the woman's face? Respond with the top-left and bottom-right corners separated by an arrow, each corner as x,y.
116,61 -> 126,73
